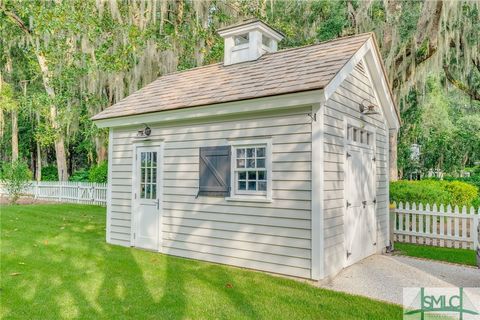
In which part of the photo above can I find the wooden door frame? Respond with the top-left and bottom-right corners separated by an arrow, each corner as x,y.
130,139 -> 164,252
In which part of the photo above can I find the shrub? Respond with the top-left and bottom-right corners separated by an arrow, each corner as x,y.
89,162 -> 108,183
442,173 -> 480,209
390,180 -> 450,206
41,165 -> 58,181
1,160 -> 33,204
390,180 -> 478,207
69,169 -> 90,182
472,197 -> 480,209
443,175 -> 480,191
444,181 -> 478,208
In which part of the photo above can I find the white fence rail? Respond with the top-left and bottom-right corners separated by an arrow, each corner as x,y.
393,202 -> 479,250
1,181 -> 107,206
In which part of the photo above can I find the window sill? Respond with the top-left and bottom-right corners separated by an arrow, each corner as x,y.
225,196 -> 273,203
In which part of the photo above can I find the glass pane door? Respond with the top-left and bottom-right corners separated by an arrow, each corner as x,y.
140,151 -> 157,199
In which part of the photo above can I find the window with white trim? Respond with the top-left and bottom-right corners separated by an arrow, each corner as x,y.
234,146 -> 267,194
227,139 -> 274,202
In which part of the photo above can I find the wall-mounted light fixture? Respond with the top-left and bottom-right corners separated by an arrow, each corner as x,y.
136,124 -> 152,138
359,99 -> 380,115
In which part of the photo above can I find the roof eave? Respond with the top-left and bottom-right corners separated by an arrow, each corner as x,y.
92,89 -> 324,128
217,19 -> 285,40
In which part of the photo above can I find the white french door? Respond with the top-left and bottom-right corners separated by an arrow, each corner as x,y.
133,145 -> 162,251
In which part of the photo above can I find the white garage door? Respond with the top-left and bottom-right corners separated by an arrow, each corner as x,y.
344,124 -> 377,267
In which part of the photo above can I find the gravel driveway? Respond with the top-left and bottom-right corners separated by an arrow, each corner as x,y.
318,254 -> 480,305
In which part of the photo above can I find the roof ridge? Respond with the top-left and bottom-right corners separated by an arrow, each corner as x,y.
271,32 -> 373,56
153,32 -> 373,79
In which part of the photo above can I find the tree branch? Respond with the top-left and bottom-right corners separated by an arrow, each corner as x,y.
473,58 -> 480,73
443,64 -> 480,101
0,5 -> 31,36
391,0 -> 443,88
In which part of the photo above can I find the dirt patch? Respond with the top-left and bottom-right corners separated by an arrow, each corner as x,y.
0,196 -> 56,205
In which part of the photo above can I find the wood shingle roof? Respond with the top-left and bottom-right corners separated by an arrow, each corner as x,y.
92,33 -> 374,121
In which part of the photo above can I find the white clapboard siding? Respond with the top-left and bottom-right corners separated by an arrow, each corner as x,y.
322,61 -> 390,278
0,181 -> 107,206
393,202 -> 480,250
109,106 -> 312,278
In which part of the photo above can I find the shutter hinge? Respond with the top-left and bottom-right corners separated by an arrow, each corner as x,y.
346,251 -> 352,258
372,156 -> 376,162
346,200 -> 351,208
308,113 -> 317,122
373,198 -> 377,204
346,152 -> 351,158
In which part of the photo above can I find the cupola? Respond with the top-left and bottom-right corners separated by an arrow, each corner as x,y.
218,19 -> 284,66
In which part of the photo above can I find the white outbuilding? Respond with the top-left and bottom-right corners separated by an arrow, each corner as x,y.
93,19 -> 400,280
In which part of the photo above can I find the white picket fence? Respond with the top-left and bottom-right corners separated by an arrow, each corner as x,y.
1,181 -> 107,206
393,202 -> 480,250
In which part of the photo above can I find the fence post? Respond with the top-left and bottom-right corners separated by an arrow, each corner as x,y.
474,212 -> 479,268
59,181 -> 63,202
389,203 -> 395,251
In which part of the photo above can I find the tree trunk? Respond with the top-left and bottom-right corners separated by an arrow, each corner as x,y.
3,7 -> 69,180
35,140 -> 42,181
0,109 -> 4,145
95,136 -> 107,164
33,54 -> 69,180
11,110 -> 18,162
36,49 -> 69,180
389,129 -> 398,181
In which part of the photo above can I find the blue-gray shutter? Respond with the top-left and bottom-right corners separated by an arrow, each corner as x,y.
198,146 -> 231,197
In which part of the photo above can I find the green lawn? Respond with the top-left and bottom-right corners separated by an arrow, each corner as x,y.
394,242 -> 477,267
1,204 -> 402,319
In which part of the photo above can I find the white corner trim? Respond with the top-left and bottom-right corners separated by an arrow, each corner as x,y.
324,38 -> 399,130
158,142 -> 165,253
106,128 -> 113,243
311,102 -> 324,280
93,90 -> 323,128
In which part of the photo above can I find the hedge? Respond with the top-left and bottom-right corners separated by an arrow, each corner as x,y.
390,180 -> 478,207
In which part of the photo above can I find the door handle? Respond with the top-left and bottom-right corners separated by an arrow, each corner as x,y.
155,199 -> 160,210
362,200 -> 367,208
